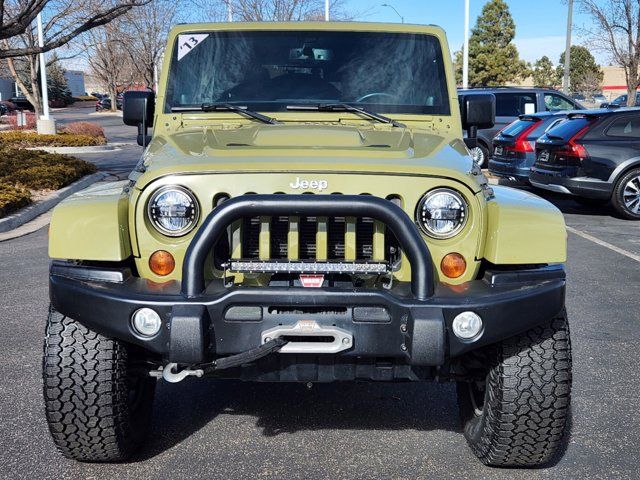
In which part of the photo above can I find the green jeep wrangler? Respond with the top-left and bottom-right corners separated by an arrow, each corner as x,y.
43,22 -> 571,467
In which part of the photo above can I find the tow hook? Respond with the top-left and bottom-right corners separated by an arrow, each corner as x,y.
149,363 -> 204,383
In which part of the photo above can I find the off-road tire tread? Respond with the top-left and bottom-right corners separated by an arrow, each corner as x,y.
612,167 -> 640,219
42,307 -> 153,462
460,314 -> 572,467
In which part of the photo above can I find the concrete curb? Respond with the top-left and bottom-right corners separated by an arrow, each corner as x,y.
26,144 -> 128,154
0,172 -> 107,233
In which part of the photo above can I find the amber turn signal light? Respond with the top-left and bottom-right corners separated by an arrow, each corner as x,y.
149,250 -> 175,276
441,252 -> 466,279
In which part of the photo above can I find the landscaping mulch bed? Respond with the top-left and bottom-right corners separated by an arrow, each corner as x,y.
0,130 -> 106,148
0,148 -> 97,218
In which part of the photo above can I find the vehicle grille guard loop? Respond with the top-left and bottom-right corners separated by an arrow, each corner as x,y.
181,194 -> 434,300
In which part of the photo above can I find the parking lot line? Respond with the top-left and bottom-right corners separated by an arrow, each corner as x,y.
566,226 -> 640,263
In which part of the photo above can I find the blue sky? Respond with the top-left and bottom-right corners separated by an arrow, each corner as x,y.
347,0 -> 606,65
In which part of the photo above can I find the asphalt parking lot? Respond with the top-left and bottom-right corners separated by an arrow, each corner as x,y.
1,110 -> 639,479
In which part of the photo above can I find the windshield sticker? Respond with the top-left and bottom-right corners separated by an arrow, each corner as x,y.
177,34 -> 209,61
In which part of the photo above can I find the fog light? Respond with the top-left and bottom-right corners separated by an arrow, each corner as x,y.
132,308 -> 162,336
452,311 -> 483,340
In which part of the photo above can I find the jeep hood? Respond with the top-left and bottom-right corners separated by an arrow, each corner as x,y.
133,124 -> 479,191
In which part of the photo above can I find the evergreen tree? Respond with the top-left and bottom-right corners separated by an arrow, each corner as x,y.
46,58 -> 73,106
455,0 -> 528,86
532,56 -> 561,89
558,45 -> 603,95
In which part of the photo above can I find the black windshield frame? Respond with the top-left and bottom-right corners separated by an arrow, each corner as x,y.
164,30 -> 451,116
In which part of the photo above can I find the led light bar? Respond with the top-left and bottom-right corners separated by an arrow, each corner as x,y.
228,260 -> 389,274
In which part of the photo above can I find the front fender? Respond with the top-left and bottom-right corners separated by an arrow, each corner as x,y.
483,186 -> 566,264
49,181 -> 132,261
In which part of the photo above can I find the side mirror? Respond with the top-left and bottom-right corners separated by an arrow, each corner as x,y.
123,91 -> 155,147
458,93 -> 495,149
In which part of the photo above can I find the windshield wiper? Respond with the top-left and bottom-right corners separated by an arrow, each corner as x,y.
287,103 -> 406,128
171,103 -> 279,124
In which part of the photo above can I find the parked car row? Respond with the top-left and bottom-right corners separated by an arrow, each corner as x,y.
599,93 -> 640,108
488,107 -> 640,220
95,95 -> 123,111
458,87 -> 584,166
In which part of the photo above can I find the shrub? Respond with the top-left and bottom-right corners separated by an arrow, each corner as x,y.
0,148 -> 97,191
4,111 -> 37,130
0,183 -> 31,217
60,121 -> 105,138
73,95 -> 98,102
0,131 -> 106,148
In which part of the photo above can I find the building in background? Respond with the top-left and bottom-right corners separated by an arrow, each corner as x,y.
0,76 -> 16,101
601,66 -> 629,101
63,70 -> 86,97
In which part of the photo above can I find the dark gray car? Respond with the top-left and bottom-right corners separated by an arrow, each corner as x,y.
488,111 -> 573,182
458,87 -> 584,166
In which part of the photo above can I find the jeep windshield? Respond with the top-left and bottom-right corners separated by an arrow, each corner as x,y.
165,30 -> 450,115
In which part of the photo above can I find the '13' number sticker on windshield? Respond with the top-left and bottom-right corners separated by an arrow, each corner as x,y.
177,34 -> 209,61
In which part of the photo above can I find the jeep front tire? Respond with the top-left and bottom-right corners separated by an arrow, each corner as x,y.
457,313 -> 572,467
43,307 -> 156,462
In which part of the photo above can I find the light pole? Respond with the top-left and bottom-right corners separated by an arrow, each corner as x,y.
381,3 -> 404,23
325,0 -> 330,21
36,13 -> 56,134
562,0 -> 573,94
463,0 -> 470,89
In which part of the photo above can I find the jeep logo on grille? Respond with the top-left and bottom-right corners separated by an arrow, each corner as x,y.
289,177 -> 328,191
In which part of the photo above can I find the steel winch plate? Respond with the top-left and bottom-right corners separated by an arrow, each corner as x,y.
261,320 -> 353,354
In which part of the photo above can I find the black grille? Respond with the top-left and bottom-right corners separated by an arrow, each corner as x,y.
327,217 -> 345,259
242,217 -> 261,258
232,192 -> 403,264
299,217 -> 317,259
270,216 -> 288,259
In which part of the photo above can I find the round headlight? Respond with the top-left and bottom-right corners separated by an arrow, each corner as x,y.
147,186 -> 199,237
416,188 -> 468,239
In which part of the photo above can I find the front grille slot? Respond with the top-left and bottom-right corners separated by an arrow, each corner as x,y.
231,197 -> 400,266
299,217 -> 317,259
241,217 -> 261,258
270,216 -> 288,259
327,217 -> 345,259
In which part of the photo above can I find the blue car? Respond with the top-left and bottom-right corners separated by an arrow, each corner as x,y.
488,111 -> 573,183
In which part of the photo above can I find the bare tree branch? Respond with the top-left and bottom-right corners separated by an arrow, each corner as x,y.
579,0 -> 640,106
0,0 -> 150,58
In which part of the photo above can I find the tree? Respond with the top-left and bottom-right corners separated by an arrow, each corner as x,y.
123,0 -> 178,89
454,0 -> 528,86
0,0 -> 150,59
532,56 -> 561,89
223,0 -> 351,21
84,22 -> 135,111
558,45 -> 603,95
579,0 -> 640,106
47,57 -> 73,106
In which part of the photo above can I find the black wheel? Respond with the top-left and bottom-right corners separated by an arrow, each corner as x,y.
457,313 -> 572,467
611,167 -> 640,219
573,197 -> 609,208
43,307 -> 156,462
470,143 -> 489,167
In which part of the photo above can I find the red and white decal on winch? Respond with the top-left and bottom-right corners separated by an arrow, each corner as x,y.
299,274 -> 325,288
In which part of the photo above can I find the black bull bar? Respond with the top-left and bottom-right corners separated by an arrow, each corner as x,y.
182,194 -> 434,299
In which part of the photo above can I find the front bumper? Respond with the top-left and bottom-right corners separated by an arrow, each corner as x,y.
50,262 -> 566,367
530,167 -> 613,199
49,194 -> 566,380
